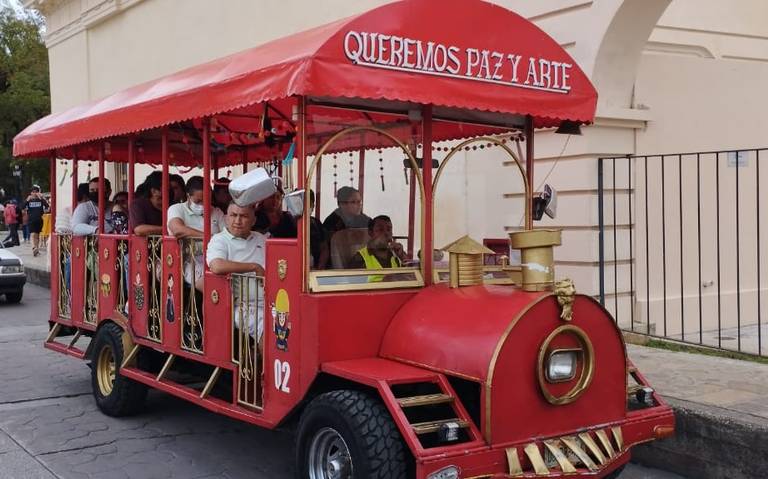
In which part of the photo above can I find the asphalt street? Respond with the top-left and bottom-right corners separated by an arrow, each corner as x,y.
0,284 -> 686,479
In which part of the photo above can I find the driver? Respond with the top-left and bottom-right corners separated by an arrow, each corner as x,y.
348,215 -> 406,270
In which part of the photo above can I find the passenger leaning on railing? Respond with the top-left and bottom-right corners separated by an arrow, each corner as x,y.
206,201 -> 266,338
167,176 -> 225,290
129,172 -> 163,236
71,177 -> 112,236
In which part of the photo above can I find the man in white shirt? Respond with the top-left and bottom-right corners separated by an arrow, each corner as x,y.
168,176 -> 225,289
206,202 -> 266,338
167,176 -> 225,238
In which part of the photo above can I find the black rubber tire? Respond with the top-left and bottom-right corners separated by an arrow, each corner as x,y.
296,390 -> 407,479
90,322 -> 148,417
5,291 -> 22,303
606,465 -> 626,479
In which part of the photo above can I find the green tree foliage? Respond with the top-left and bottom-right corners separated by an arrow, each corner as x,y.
0,6 -> 49,201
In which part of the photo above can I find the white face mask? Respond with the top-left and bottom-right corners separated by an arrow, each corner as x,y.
188,201 -> 203,215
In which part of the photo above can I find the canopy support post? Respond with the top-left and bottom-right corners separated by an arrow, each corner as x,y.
98,146 -> 105,234
422,105 -> 434,285
161,130 -> 169,229
524,116 -> 534,231
357,147 -> 365,200
71,148 -> 79,212
242,149 -> 248,175
297,96 -> 307,293
127,139 -> 135,208
407,168 -> 415,259
314,157 -> 322,220
49,152 -> 56,226
202,120 -> 212,272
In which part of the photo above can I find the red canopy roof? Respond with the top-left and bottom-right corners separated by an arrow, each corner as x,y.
14,0 -> 597,158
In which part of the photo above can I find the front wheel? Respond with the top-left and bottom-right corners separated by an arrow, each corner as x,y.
90,322 -> 147,416
296,390 -> 407,479
5,291 -> 22,303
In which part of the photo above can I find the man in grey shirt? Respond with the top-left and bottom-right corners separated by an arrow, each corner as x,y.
72,177 -> 113,236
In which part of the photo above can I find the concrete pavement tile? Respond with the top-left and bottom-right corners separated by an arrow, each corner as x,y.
0,451 -> 57,479
0,431 -> 16,454
693,389 -> 763,407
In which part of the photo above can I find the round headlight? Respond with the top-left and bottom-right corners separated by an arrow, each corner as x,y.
537,325 -> 594,405
546,349 -> 578,382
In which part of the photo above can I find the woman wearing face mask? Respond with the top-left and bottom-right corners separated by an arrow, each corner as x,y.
71,177 -> 113,236
167,176 -> 225,290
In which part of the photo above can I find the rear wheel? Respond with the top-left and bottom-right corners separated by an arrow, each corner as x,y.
296,390 -> 407,479
5,291 -> 22,303
90,322 -> 147,416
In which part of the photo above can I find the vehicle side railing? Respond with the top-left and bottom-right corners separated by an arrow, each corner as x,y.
230,272 -> 264,409
56,233 -> 72,319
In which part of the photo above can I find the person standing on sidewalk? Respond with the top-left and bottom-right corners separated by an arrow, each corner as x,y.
24,185 -> 49,256
21,208 -> 30,243
2,200 -> 19,247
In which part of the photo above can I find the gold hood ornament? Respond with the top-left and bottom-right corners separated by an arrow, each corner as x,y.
554,278 -> 576,321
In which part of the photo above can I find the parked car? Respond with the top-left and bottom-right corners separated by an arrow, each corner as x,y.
0,242 -> 25,303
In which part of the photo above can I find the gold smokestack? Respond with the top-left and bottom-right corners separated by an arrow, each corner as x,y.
508,229 -> 562,292
442,236 -> 494,288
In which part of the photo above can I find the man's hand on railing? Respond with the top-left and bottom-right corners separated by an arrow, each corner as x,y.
209,258 -> 265,276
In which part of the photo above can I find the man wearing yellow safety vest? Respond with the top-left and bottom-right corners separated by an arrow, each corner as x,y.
348,215 -> 407,273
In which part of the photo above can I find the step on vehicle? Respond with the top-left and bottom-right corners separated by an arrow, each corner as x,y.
15,1 -> 674,477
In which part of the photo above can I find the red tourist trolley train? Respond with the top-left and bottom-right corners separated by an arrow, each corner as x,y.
14,1 -> 673,478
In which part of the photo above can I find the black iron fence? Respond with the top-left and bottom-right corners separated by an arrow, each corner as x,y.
599,149 -> 767,357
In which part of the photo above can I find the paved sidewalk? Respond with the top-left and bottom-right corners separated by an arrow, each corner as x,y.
628,344 -> 768,421
628,344 -> 768,479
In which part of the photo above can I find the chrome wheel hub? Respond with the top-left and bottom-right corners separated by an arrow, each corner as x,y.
308,427 -> 353,479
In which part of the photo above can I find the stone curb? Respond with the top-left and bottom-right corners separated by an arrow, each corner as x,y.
25,265 -> 51,289
633,397 -> 768,479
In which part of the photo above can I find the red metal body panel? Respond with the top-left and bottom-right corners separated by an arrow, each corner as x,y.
304,290 -> 417,363
487,295 -> 626,443
161,237 -> 182,350
381,285 -> 628,445
201,272 -> 234,368
261,239 -> 304,421
69,236 -> 86,326
97,237 -> 118,321
129,236 -> 150,339
381,284 -> 546,381
14,0 -> 597,158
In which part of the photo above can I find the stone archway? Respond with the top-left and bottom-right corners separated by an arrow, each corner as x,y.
588,0 -> 673,110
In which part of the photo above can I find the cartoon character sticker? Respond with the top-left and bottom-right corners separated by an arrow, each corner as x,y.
272,289 -> 291,352
100,273 -> 111,297
133,273 -> 145,311
165,274 -> 175,323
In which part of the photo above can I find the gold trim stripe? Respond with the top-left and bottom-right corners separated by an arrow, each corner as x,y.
612,426 -> 624,451
562,436 -> 598,471
596,429 -> 616,458
579,432 -> 607,465
120,344 -> 140,370
523,443 -> 549,476
544,440 -> 577,473
156,354 -> 175,382
506,447 -> 522,476
200,367 -> 221,399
